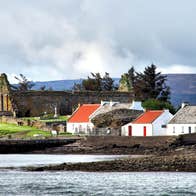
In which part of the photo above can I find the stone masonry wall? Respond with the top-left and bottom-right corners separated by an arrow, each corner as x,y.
12,90 -> 134,117
0,73 -> 134,117
0,74 -> 13,115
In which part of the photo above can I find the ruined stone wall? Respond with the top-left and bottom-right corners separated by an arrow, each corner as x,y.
0,73 -> 134,117
12,90 -> 134,117
0,74 -> 13,115
12,91 -> 71,117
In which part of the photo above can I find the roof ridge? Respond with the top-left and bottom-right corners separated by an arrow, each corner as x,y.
82,104 -> 100,106
68,104 -> 100,123
147,110 -> 164,112
132,110 -> 164,124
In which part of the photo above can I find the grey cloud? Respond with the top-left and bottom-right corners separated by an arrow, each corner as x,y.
0,0 -> 195,82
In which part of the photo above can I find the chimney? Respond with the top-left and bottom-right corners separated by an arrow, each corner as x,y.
181,102 -> 189,108
101,100 -> 106,106
130,100 -> 144,111
164,109 -> 169,113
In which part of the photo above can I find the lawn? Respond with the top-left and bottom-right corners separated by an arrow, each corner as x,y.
22,115 -> 69,123
0,123 -> 51,138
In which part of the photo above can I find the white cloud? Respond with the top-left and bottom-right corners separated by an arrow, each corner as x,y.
0,0 -> 196,82
159,64 -> 196,74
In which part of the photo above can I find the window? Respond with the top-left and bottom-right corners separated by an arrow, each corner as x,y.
173,126 -> 175,133
79,125 -> 82,132
87,125 -> 91,132
181,126 -> 184,133
161,125 -> 167,128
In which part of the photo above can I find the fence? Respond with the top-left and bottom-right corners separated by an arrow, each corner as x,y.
85,128 -> 121,136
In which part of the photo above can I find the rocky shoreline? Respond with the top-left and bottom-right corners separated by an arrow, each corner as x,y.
1,134 -> 196,172
26,153 -> 196,172
25,144 -> 196,172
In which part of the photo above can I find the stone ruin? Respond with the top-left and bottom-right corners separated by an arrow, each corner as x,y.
0,73 -> 134,117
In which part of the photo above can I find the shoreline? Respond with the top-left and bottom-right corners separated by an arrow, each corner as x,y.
1,145 -> 196,172
25,152 -> 196,172
1,134 -> 196,172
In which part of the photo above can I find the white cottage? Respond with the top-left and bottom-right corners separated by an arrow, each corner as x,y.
67,104 -> 100,134
121,110 -> 173,136
167,105 -> 196,135
67,100 -> 144,135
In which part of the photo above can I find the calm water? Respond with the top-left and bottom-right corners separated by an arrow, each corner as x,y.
0,171 -> 195,195
0,154 -> 132,167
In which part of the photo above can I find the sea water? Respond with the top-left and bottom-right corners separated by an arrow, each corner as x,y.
0,171 -> 195,195
0,154 -> 195,195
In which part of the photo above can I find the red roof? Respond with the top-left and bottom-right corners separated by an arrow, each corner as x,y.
132,110 -> 164,124
68,104 -> 100,123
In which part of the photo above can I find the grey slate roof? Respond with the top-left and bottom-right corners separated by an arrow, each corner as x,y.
169,106 -> 196,124
90,103 -> 132,119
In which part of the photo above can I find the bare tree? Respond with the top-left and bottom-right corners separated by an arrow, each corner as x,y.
15,74 -> 35,91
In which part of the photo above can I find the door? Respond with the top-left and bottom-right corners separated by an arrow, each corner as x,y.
143,126 -> 147,137
189,126 -> 191,134
128,126 -> 132,136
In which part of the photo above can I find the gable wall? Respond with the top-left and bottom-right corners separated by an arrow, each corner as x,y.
152,111 -> 173,136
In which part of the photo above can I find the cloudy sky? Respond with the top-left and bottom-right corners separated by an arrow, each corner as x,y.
0,0 -> 196,82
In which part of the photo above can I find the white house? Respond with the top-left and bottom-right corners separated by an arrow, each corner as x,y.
121,110 -> 173,136
67,100 -> 144,135
66,104 -> 101,134
167,104 -> 196,135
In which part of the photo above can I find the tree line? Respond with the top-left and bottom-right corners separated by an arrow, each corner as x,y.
13,64 -> 175,113
72,64 -> 175,113
73,64 -> 170,101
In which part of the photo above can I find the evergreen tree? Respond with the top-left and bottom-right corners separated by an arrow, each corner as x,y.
73,72 -> 115,91
142,99 -> 176,114
134,64 -> 170,102
102,72 -> 115,91
127,66 -> 136,90
82,73 -> 102,91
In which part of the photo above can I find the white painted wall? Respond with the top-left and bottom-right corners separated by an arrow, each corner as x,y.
167,124 -> 196,136
67,122 -> 94,134
152,110 -> 173,136
121,110 -> 173,136
121,123 -> 152,136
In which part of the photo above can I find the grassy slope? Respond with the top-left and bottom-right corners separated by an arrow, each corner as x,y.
22,115 -> 69,123
0,123 -> 51,138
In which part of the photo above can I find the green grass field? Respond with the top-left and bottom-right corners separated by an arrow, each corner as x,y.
0,123 -> 51,139
22,115 -> 69,123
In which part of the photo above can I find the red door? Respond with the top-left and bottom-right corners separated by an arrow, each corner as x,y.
143,126 -> 147,137
128,126 -> 132,136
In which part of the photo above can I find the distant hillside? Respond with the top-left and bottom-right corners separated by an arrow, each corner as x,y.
28,78 -> 120,91
165,74 -> 196,107
15,74 -> 196,107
